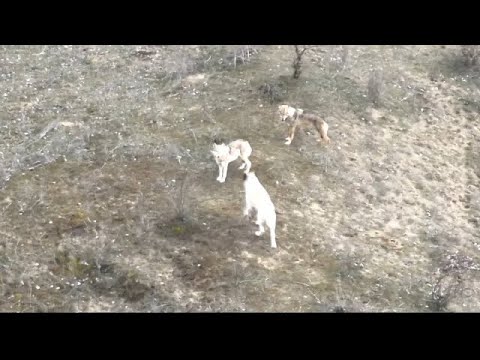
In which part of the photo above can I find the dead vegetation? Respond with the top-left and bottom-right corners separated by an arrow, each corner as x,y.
258,81 -> 287,104
429,252 -> 480,312
226,46 -> 261,69
1,45 -> 480,312
460,45 -> 480,67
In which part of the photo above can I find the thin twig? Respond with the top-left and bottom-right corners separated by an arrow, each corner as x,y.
190,129 -> 198,145
294,281 -> 321,304
202,107 -> 216,124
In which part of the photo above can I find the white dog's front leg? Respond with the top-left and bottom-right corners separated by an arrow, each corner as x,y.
269,223 -> 277,248
216,164 -> 223,182
243,199 -> 251,216
219,162 -> 227,183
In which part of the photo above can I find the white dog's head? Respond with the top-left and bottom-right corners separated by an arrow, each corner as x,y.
210,143 -> 230,163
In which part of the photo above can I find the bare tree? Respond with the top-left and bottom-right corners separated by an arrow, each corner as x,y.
292,45 -> 313,79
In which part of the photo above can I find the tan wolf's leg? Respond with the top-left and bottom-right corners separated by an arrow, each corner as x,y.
285,123 -> 298,145
315,121 -> 330,143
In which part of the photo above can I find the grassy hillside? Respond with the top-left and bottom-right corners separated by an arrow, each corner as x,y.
0,45 -> 479,312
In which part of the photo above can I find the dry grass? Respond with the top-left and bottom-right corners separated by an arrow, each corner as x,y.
1,45 -> 479,312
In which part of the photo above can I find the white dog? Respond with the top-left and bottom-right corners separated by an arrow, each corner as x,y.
211,139 -> 252,183
243,171 -> 277,248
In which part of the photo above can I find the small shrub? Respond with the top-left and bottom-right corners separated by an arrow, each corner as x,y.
258,81 -> 286,104
328,45 -> 349,72
226,45 -> 261,69
367,69 -> 383,105
460,45 -> 480,67
428,252 -> 480,312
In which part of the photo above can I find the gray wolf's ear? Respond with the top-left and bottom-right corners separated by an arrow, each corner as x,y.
213,138 -> 225,145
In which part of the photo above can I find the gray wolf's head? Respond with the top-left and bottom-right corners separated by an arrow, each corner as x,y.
278,105 -> 290,121
211,142 -> 229,163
